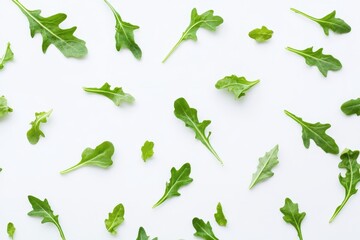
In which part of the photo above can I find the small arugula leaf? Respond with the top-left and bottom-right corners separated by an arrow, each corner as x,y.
286,46 -> 342,77
136,227 -> 158,240
28,195 -> 66,240
84,82 -> 135,106
290,8 -> 351,36
0,96 -> 13,118
249,145 -> 279,189
104,0 -> 142,59
215,75 -> 259,99
341,98 -> 360,116
27,110 -> 52,145
153,163 -> 193,208
192,218 -> 218,240
214,202 -> 227,227
7,222 -> 15,239
60,141 -> 114,174
284,110 -> 339,154
174,98 -> 222,164
280,198 -> 306,240
0,43 -> 14,70
12,0 -> 87,58
248,26 -> 273,42
105,203 -> 124,235
163,8 -> 223,63
141,140 -> 154,162
330,149 -> 360,223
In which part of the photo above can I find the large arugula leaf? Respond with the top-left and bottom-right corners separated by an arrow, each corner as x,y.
141,140 -> 154,162
162,8 -> 223,63
7,222 -> 15,239
104,0 -> 142,59
341,98 -> 360,116
27,110 -> 52,145
214,202 -> 227,227
248,26 -> 273,42
215,75 -> 260,99
0,96 -> 13,118
330,149 -> 360,222
12,0 -> 87,58
290,8 -> 351,36
60,141 -> 114,174
0,43 -> 14,70
280,198 -> 306,240
136,227 -> 158,240
174,98 -> 222,164
28,195 -> 66,240
249,145 -> 279,189
286,46 -> 342,77
192,218 -> 218,240
284,110 -> 339,154
105,203 -> 125,235
153,163 -> 193,208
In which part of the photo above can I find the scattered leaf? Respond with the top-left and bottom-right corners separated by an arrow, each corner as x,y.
248,26 -> 273,42
27,110 -> 52,145
214,202 -> 227,227
280,198 -> 306,240
0,96 -> 13,118
192,217 -> 218,240
0,43 -> 14,70
105,203 -> 125,235
215,75 -> 259,99
141,140 -> 154,161
341,98 -> 360,116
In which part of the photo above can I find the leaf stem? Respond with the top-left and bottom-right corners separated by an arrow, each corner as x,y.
329,196 -> 350,223
60,164 -> 82,174
162,37 -> 184,63
290,8 -> 317,21
152,196 -> 166,208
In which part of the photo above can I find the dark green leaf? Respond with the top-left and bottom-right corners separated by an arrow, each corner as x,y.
105,203 -> 124,235
192,217 -> 218,240
0,96 -> 13,118
7,222 -> 15,239
214,202 -> 227,227
248,26 -> 273,42
0,43 -> 14,70
215,75 -> 259,99
136,227 -> 158,240
141,140 -> 154,162
341,98 -> 360,116
280,198 -> 306,240
27,110 -> 52,145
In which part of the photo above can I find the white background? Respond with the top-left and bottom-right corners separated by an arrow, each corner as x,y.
0,0 -> 359,239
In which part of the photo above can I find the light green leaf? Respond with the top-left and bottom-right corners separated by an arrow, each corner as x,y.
136,227 -> 158,240
284,110 -> 339,154
7,222 -> 15,239
141,140 -> 154,162
280,198 -> 306,240
215,75 -> 259,99
105,203 -> 124,235
214,202 -> 227,227
0,96 -> 13,118
153,163 -> 193,208
0,43 -> 14,70
27,110 -> 52,145
192,217 -> 218,240
60,141 -> 114,174
163,8 -> 223,63
248,26 -> 273,42
249,145 -> 279,189
341,98 -> 360,116
12,0 -> 87,58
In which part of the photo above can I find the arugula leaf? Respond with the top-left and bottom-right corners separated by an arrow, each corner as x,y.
249,145 -> 279,189
290,8 -> 351,36
103,0 -> 142,59
0,43 -> 14,70
60,141 -> 114,174
286,46 -> 341,77
284,110 -> 339,154
214,202 -> 227,227
248,26 -> 273,42
162,8 -> 223,63
84,82 -> 135,106
105,203 -> 124,235
0,96 -> 13,118
341,98 -> 360,116
136,227 -> 158,240
12,0 -> 87,58
192,218 -> 218,240
7,222 -> 15,239
153,163 -> 193,208
28,195 -> 66,240
141,140 -> 154,162
174,98 -> 222,164
27,110 -> 52,145
280,198 -> 306,240
215,75 -> 259,99
330,149 -> 360,222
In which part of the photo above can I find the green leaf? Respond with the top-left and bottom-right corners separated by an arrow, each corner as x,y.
105,203 -> 124,235
286,46 -> 341,77
0,43 -> 14,70
284,110 -> 339,154
341,98 -> 360,116
60,141 -> 114,174
215,75 -> 260,99
141,140 -> 154,162
84,82 -> 135,106
0,96 -> 13,118
174,98 -> 222,164
27,195 -> 66,240
290,8 -> 351,36
330,149 -> 360,222
7,222 -> 15,239
153,163 -> 193,208
214,202 -> 227,227
280,198 -> 306,240
248,26 -> 273,42
249,145 -> 279,189
136,227 -> 158,240
26,110 -> 52,145
104,0 -> 142,59
12,0 -> 87,58
163,8 -> 223,63
192,217 -> 218,240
